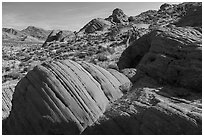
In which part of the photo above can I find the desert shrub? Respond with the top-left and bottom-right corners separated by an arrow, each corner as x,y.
107,47 -> 115,54
4,67 -> 11,72
7,72 -> 22,79
107,63 -> 119,70
19,62 -> 27,67
97,54 -> 108,61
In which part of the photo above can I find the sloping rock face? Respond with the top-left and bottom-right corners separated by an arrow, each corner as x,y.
2,80 -> 18,120
82,76 -> 202,135
118,26 -> 202,92
42,31 -> 64,47
79,18 -> 112,34
106,8 -> 129,25
3,60 -> 131,134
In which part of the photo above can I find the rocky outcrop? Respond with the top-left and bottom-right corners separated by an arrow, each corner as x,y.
42,31 -> 64,47
106,8 -> 129,25
174,2 -> 202,27
79,18 -> 112,34
128,10 -> 157,24
118,26 -> 202,92
159,3 -> 173,11
82,76 -> 202,135
3,60 -> 131,134
130,2 -> 202,28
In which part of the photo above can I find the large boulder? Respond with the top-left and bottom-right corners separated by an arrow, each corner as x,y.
106,8 -> 129,25
159,3 -> 173,11
3,60 -> 131,134
118,26 -> 202,92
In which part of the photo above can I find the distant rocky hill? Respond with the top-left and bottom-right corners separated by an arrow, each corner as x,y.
2,27 -> 41,42
2,28 -> 23,36
2,26 -> 73,43
21,26 -> 50,40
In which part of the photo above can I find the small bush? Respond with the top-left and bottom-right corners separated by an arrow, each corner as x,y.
97,54 -> 108,61
6,71 -> 22,80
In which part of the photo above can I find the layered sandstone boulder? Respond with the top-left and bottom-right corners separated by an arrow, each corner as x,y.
79,18 -> 112,34
118,26 -> 202,92
3,60 -> 131,134
42,31 -> 64,47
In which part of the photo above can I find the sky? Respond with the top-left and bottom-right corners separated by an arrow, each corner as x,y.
2,2 -> 181,31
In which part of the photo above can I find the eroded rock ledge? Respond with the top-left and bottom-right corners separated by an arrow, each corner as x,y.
83,76 -> 202,135
118,26 -> 202,92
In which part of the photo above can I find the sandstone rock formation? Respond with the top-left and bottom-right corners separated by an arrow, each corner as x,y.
2,2 -> 202,135
79,18 -> 112,34
3,60 -> 131,134
42,31 -> 64,47
118,26 -> 202,92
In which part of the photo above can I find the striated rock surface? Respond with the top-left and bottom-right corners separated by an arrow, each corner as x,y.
2,80 -> 18,120
79,18 -> 112,34
82,76 -> 202,135
3,60 -> 131,134
118,26 -> 202,92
